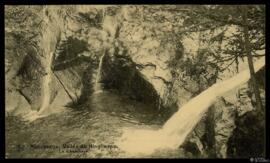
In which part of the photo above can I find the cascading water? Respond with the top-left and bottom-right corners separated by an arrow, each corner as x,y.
116,57 -> 265,156
23,52 -> 54,121
39,52 -> 54,114
94,53 -> 106,94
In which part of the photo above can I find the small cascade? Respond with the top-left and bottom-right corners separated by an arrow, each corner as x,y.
40,52 -> 55,113
39,73 -> 51,113
22,52 -> 55,122
116,57 -> 265,156
94,53 -> 106,94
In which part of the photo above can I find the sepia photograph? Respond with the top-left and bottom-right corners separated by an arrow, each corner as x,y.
5,5 -> 266,158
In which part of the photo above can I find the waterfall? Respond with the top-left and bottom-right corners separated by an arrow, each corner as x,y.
94,53 -> 106,94
22,52 -> 54,122
38,53 -> 54,114
116,57 -> 265,156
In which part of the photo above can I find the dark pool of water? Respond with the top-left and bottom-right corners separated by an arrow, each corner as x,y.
6,91 -> 186,158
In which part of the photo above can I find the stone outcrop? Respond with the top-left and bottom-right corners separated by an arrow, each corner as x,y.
5,5 -> 265,158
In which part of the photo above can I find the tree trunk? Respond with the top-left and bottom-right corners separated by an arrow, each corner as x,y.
242,5 -> 263,112
205,106 -> 217,158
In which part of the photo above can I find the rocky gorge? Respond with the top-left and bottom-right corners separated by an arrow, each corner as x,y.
5,5 -> 265,158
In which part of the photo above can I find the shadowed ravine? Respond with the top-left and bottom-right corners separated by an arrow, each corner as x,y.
5,5 -> 266,159
6,57 -> 265,158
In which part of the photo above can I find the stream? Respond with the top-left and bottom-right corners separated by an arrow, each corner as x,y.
6,57 -> 265,158
5,90 -> 186,158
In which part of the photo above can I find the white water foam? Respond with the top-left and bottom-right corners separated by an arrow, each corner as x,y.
117,57 -> 265,156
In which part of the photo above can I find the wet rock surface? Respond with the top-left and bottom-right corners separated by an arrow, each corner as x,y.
6,91 -> 171,158
5,5 -> 265,158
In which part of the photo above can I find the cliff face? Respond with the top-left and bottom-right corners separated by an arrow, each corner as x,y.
181,68 -> 265,158
5,5 -> 265,158
5,5 -> 176,116
5,6 -> 104,116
